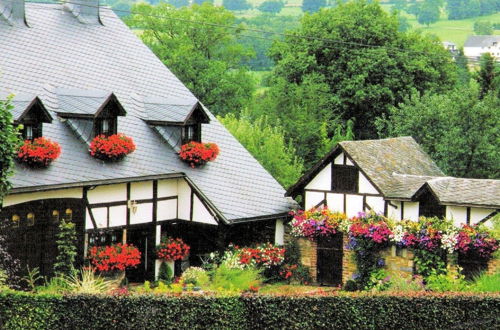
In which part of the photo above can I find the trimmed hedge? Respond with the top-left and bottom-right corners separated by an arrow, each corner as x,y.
0,292 -> 499,329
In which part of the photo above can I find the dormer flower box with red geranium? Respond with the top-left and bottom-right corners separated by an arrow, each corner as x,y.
179,141 -> 219,168
89,133 -> 136,161
17,137 -> 62,167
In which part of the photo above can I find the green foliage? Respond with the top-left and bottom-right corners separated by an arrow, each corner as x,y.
0,218 -> 20,289
35,277 -> 68,295
477,52 -> 499,98
210,264 -> 262,292
455,48 -> 471,86
470,272 -> 500,292
193,0 -> 214,4
267,0 -> 456,144
258,0 -> 284,14
474,20 -> 494,34
127,2 -> 255,116
447,0 -> 487,20
168,0 -> 189,8
386,275 -> 425,292
158,262 -> 173,284
365,268 -> 391,291
376,83 -> 500,179
223,0 -> 252,11
180,267 -> 210,287
417,0 -> 440,26
54,220 -> 77,277
61,269 -> 113,294
1,293 -> 499,329
414,249 -> 447,279
302,0 -> 327,13
0,96 -> 21,203
426,266 -> 469,292
218,112 -> 304,188
316,119 -> 354,159
23,267 -> 42,292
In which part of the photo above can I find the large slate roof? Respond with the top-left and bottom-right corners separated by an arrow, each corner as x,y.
464,35 -> 500,48
0,2 -> 294,223
339,137 -> 444,197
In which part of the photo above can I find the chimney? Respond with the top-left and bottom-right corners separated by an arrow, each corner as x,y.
64,0 -> 102,25
0,0 -> 27,26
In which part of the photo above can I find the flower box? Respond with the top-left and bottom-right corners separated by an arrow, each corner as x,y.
89,133 -> 136,161
179,142 -> 219,168
87,243 -> 141,272
17,137 -> 61,167
156,237 -> 190,262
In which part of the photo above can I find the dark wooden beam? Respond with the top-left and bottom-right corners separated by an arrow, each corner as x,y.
83,187 -> 98,230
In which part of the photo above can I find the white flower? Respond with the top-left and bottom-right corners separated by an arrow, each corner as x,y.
441,232 -> 458,254
392,225 -> 404,243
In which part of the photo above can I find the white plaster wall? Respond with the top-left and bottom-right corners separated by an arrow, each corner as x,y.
177,179 -> 191,220
275,219 -> 284,245
470,208 -> 497,226
3,188 -> 83,206
387,201 -> 402,221
346,195 -> 363,218
345,157 -> 354,166
403,202 -> 419,221
92,207 -> 107,228
87,184 -> 126,204
359,173 -> 379,194
130,203 -> 153,224
158,179 -> 177,198
334,153 -> 344,165
366,196 -> 385,214
130,181 -> 153,200
446,206 -> 468,226
464,46 -> 500,58
192,195 -> 217,225
157,199 -> 177,221
305,191 -> 324,209
85,209 -> 93,229
326,193 -> 344,213
305,164 -> 331,190
109,206 -> 127,227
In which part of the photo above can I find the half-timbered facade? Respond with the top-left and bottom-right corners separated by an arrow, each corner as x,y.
287,137 -> 499,227
0,0 -> 293,280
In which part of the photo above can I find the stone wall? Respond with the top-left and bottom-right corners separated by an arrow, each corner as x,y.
486,258 -> 500,275
342,235 -> 356,282
380,246 -> 414,278
297,238 -> 317,282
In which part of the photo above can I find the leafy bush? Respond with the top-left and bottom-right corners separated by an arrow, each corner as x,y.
210,264 -> 262,292
386,275 -> 425,292
54,220 -> 77,277
426,266 -> 469,292
61,269 -> 113,294
180,267 -> 210,287
158,262 -> 173,284
470,272 -> 500,293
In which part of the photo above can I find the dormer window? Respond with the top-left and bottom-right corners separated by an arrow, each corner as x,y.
182,124 -> 200,144
94,117 -> 116,137
10,95 -> 52,141
22,122 -> 42,141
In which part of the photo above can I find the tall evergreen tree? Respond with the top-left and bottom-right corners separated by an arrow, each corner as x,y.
54,220 -> 78,277
477,52 -> 498,98
455,49 -> 471,86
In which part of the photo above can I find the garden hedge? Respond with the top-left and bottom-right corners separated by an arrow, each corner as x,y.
0,292 -> 499,329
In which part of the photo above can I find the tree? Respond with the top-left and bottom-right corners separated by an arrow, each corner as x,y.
417,1 -> 440,26
302,0 -> 327,13
476,52 -> 499,98
219,111 -> 304,188
447,0 -> 481,20
474,21 -> 493,35
376,83 -> 500,179
455,48 -> 471,86
54,220 -> 78,277
258,0 -> 285,14
0,97 -> 20,203
168,0 -> 189,8
266,0 -> 456,147
127,3 -> 255,116
193,0 -> 214,4
222,0 -> 251,11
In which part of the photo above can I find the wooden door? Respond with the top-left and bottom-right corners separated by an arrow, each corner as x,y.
316,234 -> 343,286
126,227 -> 154,282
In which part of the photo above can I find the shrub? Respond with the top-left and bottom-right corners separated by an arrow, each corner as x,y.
54,220 -> 77,277
61,268 -> 113,294
17,137 -> 61,167
158,262 -> 173,284
0,218 -> 20,289
89,133 -> 135,161
180,267 -> 210,287
426,266 -> 468,292
178,142 -> 219,168
386,275 -> 425,292
470,272 -> 500,293
210,264 -> 262,292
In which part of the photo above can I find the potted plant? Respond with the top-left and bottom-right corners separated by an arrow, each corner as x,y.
178,141 -> 219,168
156,237 -> 190,262
89,133 -> 136,161
17,137 -> 61,167
87,243 -> 141,283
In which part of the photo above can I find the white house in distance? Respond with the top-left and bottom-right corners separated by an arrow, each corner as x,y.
464,35 -> 500,60
287,137 -> 499,227
0,0 -> 293,281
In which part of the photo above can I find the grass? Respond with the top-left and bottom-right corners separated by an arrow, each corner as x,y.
470,272 -> 500,293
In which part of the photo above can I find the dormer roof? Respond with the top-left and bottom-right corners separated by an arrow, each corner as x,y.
54,88 -> 126,119
8,93 -> 52,123
141,95 -> 210,125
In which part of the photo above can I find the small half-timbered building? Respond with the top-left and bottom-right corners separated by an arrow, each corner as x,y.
0,0 -> 294,280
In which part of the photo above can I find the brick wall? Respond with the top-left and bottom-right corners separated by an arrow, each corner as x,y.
380,246 -> 415,278
487,258 -> 500,275
342,235 -> 356,282
297,238 -> 317,282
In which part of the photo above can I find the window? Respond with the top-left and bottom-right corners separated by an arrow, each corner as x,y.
331,165 -> 358,193
52,210 -> 60,223
26,212 -> 35,226
12,214 -> 20,228
181,124 -> 200,144
22,123 -> 42,141
94,118 -> 116,137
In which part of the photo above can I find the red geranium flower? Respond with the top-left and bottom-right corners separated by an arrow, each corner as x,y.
87,243 -> 141,272
178,141 -> 219,168
17,137 -> 61,167
156,237 -> 190,262
89,133 -> 135,161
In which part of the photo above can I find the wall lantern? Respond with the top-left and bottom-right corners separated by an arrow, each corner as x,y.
52,210 -> 60,223
27,212 -> 35,226
64,208 -> 73,221
12,214 -> 20,228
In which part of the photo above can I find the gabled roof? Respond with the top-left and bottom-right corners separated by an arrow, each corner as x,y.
0,3 -> 294,223
140,95 -> 210,125
8,93 -> 52,123
287,137 -> 444,198
55,88 -> 126,118
415,177 -> 500,209
464,35 -> 500,48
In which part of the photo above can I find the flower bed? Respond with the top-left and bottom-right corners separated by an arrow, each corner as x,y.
89,133 -> 135,161
178,141 -> 219,168
156,237 -> 190,262
290,207 -> 348,239
17,137 -> 61,167
87,243 -> 141,272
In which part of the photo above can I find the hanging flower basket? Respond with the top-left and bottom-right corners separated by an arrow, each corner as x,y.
156,237 -> 190,262
87,243 -> 141,273
179,142 -> 219,168
89,133 -> 136,161
17,137 -> 61,167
